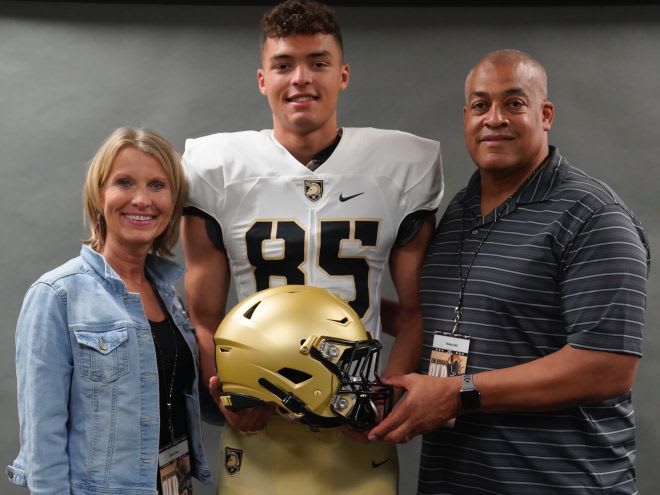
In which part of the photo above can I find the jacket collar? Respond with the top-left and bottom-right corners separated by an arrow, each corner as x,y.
80,244 -> 184,292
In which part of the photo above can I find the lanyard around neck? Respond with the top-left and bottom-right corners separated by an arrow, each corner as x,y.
452,162 -> 546,333
452,200 -> 509,334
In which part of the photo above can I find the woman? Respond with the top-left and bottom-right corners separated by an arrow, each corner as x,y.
7,128 -> 212,494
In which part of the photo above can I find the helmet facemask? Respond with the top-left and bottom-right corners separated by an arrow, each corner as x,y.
305,335 -> 393,431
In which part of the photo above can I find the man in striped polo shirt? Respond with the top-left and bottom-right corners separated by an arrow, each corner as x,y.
369,50 -> 650,494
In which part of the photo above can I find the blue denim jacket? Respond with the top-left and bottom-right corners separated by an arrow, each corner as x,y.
7,245 -> 212,494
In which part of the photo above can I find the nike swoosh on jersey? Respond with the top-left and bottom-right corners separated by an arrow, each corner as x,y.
339,192 -> 365,202
371,458 -> 391,469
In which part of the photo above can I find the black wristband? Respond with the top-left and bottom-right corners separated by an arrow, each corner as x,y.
459,373 -> 481,414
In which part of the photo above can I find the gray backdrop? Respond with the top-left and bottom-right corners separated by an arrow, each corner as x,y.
1,2 -> 658,494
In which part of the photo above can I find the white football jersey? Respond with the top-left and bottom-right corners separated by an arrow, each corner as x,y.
183,127 -> 443,338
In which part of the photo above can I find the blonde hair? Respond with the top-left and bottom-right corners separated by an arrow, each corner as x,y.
82,127 -> 187,257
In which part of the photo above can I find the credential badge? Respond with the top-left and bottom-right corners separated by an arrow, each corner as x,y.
304,179 -> 324,202
225,447 -> 243,476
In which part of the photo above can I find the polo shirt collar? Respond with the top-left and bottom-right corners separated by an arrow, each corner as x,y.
461,145 -> 566,226
516,145 -> 566,204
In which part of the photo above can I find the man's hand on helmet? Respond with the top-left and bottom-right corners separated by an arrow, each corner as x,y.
367,373 -> 462,443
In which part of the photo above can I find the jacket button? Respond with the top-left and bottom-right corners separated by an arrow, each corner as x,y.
99,339 -> 108,351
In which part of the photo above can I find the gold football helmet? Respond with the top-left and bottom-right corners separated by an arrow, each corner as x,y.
214,285 -> 392,431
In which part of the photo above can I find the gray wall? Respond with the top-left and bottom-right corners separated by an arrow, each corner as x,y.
1,2 -> 658,493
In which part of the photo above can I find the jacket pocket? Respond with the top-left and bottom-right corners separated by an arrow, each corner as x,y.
73,328 -> 130,383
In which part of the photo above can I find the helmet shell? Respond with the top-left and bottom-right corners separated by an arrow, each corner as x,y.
214,285 -> 370,419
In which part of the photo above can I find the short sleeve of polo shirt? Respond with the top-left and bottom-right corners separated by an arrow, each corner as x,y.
561,203 -> 649,356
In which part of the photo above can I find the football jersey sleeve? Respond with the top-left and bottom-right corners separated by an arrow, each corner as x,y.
182,135 -> 226,225
356,129 -> 443,239
340,128 -> 444,219
393,135 -> 444,246
399,135 -> 444,217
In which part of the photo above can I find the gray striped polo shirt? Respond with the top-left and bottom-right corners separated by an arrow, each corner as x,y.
418,146 -> 650,495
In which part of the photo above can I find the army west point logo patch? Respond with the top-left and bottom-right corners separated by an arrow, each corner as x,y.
225,447 -> 243,476
304,179 -> 323,202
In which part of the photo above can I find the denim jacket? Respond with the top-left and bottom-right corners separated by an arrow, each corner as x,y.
7,245 -> 212,494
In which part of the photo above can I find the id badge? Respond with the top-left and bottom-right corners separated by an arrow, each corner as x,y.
158,436 -> 193,495
428,331 -> 470,377
428,331 -> 471,428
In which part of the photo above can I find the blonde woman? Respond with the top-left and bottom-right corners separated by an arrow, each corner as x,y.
8,128 -> 211,494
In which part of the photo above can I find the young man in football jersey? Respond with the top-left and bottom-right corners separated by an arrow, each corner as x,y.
181,1 -> 443,493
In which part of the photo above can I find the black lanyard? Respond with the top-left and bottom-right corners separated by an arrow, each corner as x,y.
452,203 -> 508,334
452,163 -> 546,334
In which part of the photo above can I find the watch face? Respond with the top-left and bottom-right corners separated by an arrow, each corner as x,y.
460,389 -> 480,413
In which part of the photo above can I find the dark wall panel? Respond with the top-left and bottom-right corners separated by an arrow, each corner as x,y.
1,3 -> 657,493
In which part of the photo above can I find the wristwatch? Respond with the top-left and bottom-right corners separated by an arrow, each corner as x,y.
459,373 -> 481,414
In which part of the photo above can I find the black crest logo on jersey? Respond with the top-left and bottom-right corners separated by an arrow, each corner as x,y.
304,179 -> 324,202
225,447 -> 243,476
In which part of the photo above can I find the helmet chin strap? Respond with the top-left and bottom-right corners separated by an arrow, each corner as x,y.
220,392 -> 266,412
257,377 -> 383,431
258,378 -> 345,428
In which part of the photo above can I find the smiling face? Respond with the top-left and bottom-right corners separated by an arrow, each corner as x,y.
257,33 -> 349,144
100,146 -> 174,255
463,57 -> 554,177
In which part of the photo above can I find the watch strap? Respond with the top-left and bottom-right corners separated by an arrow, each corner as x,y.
459,373 -> 481,414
